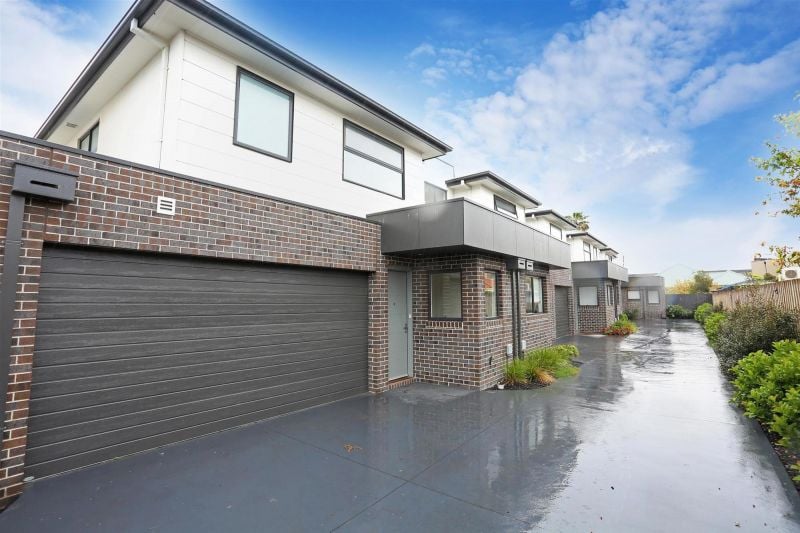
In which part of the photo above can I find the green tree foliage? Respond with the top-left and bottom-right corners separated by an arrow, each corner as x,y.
692,271 -> 715,293
567,212 -> 590,231
753,97 -> 800,271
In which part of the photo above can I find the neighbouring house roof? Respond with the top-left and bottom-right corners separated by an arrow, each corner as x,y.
566,231 -> 607,248
35,0 -> 451,159
525,209 -> 578,229
600,246 -> 619,256
445,171 -> 541,208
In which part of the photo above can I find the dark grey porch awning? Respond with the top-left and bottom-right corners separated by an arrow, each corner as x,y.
571,260 -> 629,282
367,198 -> 571,269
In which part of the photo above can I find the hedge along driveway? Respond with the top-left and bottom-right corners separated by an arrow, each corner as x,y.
1,320 -> 799,531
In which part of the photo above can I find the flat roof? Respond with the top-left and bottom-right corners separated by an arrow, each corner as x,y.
527,209 -> 578,229
35,0 -> 451,157
445,171 -> 541,207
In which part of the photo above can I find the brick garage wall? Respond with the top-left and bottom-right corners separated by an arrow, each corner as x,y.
0,133 -> 389,507
550,268 -> 576,337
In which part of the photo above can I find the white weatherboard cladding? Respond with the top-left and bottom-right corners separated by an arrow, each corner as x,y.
165,34 -> 425,217
67,52 -> 163,166
447,184 -> 521,219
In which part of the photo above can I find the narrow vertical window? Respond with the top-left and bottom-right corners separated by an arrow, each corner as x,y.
78,123 -> 99,153
525,276 -> 544,313
484,271 -> 498,318
234,68 -> 294,161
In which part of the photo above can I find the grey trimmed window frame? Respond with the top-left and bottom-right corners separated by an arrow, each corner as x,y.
583,241 -> 591,261
493,195 -> 518,218
550,223 -> 563,240
484,270 -> 499,319
628,289 -> 641,300
578,285 -> 598,306
78,122 -> 99,153
647,290 -> 660,304
429,270 -> 463,320
342,119 -> 405,199
233,66 -> 295,162
525,275 -> 545,314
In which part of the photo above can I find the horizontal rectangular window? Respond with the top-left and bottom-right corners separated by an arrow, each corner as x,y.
234,68 -> 293,161
525,276 -> 544,313
647,290 -> 660,304
550,224 -> 562,240
494,195 -> 517,218
343,120 -> 404,198
425,182 -> 446,203
628,290 -> 640,300
430,272 -> 461,319
79,123 -> 99,153
579,286 -> 597,306
484,271 -> 498,318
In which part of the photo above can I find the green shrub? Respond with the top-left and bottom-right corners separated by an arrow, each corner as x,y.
666,304 -> 693,319
625,308 -> 640,321
504,359 -> 528,386
694,302 -> 713,324
731,340 -> 800,457
714,299 -> 799,371
503,344 -> 580,386
772,387 -> 800,451
703,312 -> 727,348
604,313 -> 638,335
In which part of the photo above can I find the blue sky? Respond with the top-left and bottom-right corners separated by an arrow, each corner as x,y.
1,0 -> 799,273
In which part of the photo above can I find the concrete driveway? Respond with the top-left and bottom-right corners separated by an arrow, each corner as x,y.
2,320 -> 799,532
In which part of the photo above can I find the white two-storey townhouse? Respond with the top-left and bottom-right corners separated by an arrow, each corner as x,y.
0,0 -> 574,502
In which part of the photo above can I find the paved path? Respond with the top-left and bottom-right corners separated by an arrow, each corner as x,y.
2,320 -> 799,531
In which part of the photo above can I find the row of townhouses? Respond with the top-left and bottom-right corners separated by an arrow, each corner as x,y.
0,0 -> 664,505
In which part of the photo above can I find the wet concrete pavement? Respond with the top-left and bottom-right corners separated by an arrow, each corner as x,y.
2,320 -> 799,531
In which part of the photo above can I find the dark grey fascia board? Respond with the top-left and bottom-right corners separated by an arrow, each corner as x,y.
600,246 -> 619,256
1,130 -> 379,226
526,209 -> 578,229
36,0 -> 452,158
567,231 -> 607,247
445,171 -> 541,207
367,198 -> 570,269
35,0 -> 162,139
625,274 -> 665,287
571,260 -> 629,282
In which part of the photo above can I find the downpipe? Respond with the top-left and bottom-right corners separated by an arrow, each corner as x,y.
130,18 -> 169,167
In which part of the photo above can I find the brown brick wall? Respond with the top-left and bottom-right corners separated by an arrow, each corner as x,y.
576,279 -> 622,333
0,133 -> 390,507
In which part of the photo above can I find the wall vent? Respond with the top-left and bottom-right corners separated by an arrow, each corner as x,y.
156,196 -> 176,216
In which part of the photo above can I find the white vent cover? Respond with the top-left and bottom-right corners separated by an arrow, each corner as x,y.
155,196 -> 176,216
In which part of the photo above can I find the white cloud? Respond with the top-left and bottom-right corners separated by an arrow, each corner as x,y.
0,0 -> 101,135
419,0 -> 800,270
409,43 -> 436,58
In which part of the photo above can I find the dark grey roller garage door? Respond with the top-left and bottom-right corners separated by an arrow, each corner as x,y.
27,246 -> 368,477
555,286 -> 570,338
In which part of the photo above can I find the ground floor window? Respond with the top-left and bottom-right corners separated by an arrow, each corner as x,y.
647,290 -> 660,304
430,271 -> 462,319
628,289 -> 641,300
606,284 -> 615,305
525,276 -> 544,313
579,286 -> 598,306
484,271 -> 498,318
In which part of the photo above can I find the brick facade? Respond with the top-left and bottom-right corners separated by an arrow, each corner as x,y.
622,285 -> 666,319
0,132 -> 568,508
575,278 -> 622,333
0,133 -> 392,507
389,253 -> 557,390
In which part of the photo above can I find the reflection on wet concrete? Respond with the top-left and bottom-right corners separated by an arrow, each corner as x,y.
1,320 -> 799,532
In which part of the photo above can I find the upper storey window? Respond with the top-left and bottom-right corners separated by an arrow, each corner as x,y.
549,223 -> 563,240
234,68 -> 294,162
343,120 -> 404,198
494,195 -> 517,218
78,123 -> 99,153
